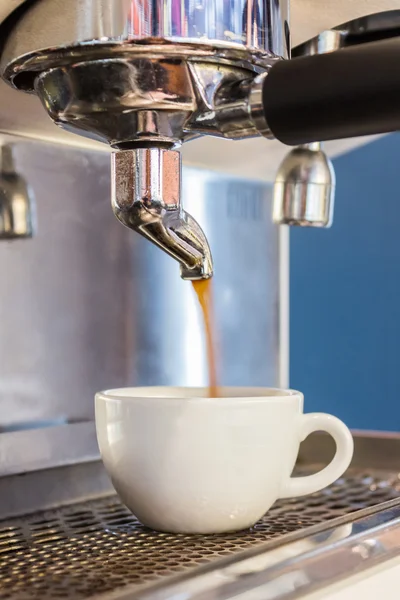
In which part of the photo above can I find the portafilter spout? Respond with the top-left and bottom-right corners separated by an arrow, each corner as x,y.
112,147 -> 213,281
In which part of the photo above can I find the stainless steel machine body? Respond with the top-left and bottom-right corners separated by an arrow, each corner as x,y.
0,3 -> 400,600
0,0 -> 290,279
0,141 -> 282,429
1,2 -> 398,272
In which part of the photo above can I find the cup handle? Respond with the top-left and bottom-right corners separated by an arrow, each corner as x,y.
280,413 -> 354,499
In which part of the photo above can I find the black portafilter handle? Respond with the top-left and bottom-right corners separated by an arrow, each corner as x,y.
262,37 -> 400,146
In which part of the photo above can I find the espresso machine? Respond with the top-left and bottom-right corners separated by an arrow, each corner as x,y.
0,2 -> 400,599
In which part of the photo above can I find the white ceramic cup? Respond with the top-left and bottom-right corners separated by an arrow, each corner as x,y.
95,387 -> 354,534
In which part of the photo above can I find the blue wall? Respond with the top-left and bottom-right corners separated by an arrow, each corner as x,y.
290,133 -> 400,431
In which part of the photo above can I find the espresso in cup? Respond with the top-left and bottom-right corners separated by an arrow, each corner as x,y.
95,386 -> 353,534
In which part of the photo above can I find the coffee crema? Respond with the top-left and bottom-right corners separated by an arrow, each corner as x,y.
192,279 -> 219,398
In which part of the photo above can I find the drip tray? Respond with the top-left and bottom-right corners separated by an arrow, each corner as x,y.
0,468 -> 399,599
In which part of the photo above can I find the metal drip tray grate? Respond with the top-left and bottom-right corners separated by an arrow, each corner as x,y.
0,470 -> 399,599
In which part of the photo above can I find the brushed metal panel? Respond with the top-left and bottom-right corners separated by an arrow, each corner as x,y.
0,142 -> 280,427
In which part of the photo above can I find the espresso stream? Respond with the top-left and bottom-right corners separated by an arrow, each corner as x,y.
192,279 -> 219,397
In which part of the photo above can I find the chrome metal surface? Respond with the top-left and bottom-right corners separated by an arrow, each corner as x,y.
0,144 -> 35,238
0,421 -> 112,519
34,57 -> 197,146
0,433 -> 398,596
293,9 -> 400,57
0,2 -> 398,153
272,143 -> 335,227
0,0 -> 289,268
273,9 -> 400,230
273,20 -> 339,230
0,467 -> 398,599
0,0 -> 289,74
0,461 -> 113,522
294,29 -> 347,57
341,9 -> 400,36
299,430 -> 400,473
112,148 -> 213,279
137,501 -> 400,600
0,141 -> 281,428
33,57 -> 261,147
188,63 -> 261,140
0,422 -> 99,478
249,72 -> 273,138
